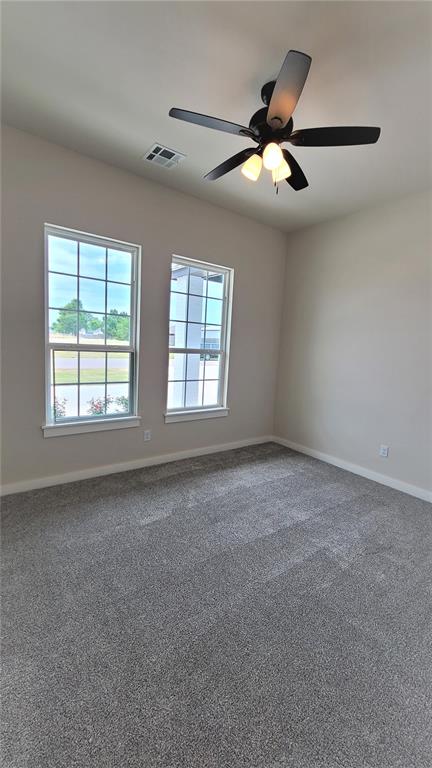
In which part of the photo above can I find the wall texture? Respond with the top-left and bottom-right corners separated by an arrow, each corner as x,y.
1,126 -> 286,487
275,192 -> 432,493
2,127 -> 430,495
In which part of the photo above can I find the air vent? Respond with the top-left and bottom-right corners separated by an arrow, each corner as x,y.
143,144 -> 186,169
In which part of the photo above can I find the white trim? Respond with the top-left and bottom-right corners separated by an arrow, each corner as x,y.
45,222 -> 140,251
42,416 -> 142,437
0,436 -> 273,496
172,253 -> 232,275
272,436 -> 432,503
222,264 -> 234,410
2,435 -> 431,501
164,407 -> 229,424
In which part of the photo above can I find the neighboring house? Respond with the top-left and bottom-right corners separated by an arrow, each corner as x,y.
80,328 -> 105,339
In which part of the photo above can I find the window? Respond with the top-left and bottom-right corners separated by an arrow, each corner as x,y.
43,225 -> 141,436
165,255 -> 233,422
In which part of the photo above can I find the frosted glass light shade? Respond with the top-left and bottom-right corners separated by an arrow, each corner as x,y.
272,159 -> 292,183
241,154 -> 262,181
263,142 -> 283,170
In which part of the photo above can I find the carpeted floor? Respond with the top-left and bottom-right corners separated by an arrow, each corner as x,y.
2,442 -> 432,768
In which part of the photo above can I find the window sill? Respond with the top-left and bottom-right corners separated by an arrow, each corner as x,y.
42,416 -> 141,438
164,407 -> 229,424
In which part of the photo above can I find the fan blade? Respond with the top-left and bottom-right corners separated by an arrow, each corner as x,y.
204,148 -> 258,181
267,50 -> 311,130
289,126 -> 381,146
169,108 -> 253,137
282,149 -> 308,191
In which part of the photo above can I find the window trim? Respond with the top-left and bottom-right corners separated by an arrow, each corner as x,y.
42,415 -> 141,438
42,223 -> 141,435
165,254 -> 233,422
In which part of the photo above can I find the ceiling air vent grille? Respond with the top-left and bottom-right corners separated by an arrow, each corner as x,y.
143,144 -> 186,169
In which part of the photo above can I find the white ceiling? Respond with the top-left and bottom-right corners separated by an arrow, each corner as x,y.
2,1 -> 432,232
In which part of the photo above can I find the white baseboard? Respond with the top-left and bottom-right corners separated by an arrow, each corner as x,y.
2,434 -> 430,503
271,436 -> 432,503
0,436 -> 274,496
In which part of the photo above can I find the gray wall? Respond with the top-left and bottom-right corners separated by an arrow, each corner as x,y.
275,192 -> 432,492
2,126 -> 430,495
1,126 -> 286,486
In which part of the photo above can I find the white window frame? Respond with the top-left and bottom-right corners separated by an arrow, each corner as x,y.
165,254 -> 233,423
42,224 -> 141,437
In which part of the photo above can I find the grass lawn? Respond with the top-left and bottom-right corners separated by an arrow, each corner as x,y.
53,349 -> 129,358
55,369 -> 129,384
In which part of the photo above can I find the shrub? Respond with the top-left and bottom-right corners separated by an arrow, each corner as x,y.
87,394 -> 129,416
53,397 -> 67,419
115,395 -> 129,413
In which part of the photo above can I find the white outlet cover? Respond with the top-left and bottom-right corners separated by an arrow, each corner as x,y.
379,445 -> 389,457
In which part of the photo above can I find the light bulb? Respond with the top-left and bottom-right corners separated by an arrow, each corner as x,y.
272,159 -> 292,183
263,142 -> 283,170
241,154 -> 262,181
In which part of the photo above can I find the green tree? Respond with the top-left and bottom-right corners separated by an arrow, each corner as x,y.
106,309 -> 129,341
52,299 -> 103,335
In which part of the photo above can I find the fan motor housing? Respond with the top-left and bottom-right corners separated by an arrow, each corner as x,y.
249,105 -> 293,143
261,80 -> 276,106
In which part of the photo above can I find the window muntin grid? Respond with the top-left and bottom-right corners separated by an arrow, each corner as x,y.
45,225 -> 139,424
167,257 -> 232,412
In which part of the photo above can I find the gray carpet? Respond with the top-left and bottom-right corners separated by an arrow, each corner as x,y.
2,443 -> 432,768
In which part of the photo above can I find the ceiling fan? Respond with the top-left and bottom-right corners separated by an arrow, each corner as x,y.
169,50 -> 381,191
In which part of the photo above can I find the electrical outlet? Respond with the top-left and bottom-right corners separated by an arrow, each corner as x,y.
143,429 -> 152,442
379,444 -> 389,458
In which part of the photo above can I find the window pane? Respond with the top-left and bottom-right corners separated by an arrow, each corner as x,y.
79,242 -> 106,280
106,314 -> 130,345
106,383 -> 130,414
204,326 -> 221,350
49,273 -> 77,309
107,353 -> 130,382
204,354 -> 220,380
169,320 -> 186,348
79,313 -> 105,344
49,309 -> 77,343
80,277 -> 106,313
206,298 -> 223,326
207,272 -> 224,299
107,282 -> 131,314
168,352 -> 186,381
54,350 -> 78,384
189,267 -> 207,296
170,292 -> 187,322
54,385 -> 78,420
167,381 -> 185,409
185,380 -> 203,408
80,351 -> 106,383
186,353 -> 204,381
48,236 -> 77,275
186,322 -> 205,349
203,380 -> 219,406
107,249 -> 132,284
188,294 -> 206,324
80,384 -> 106,417
171,263 -> 189,294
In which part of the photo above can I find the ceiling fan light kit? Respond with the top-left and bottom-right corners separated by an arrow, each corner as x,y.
263,142 -> 284,170
241,153 -> 262,181
272,159 -> 292,183
169,49 -> 381,196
